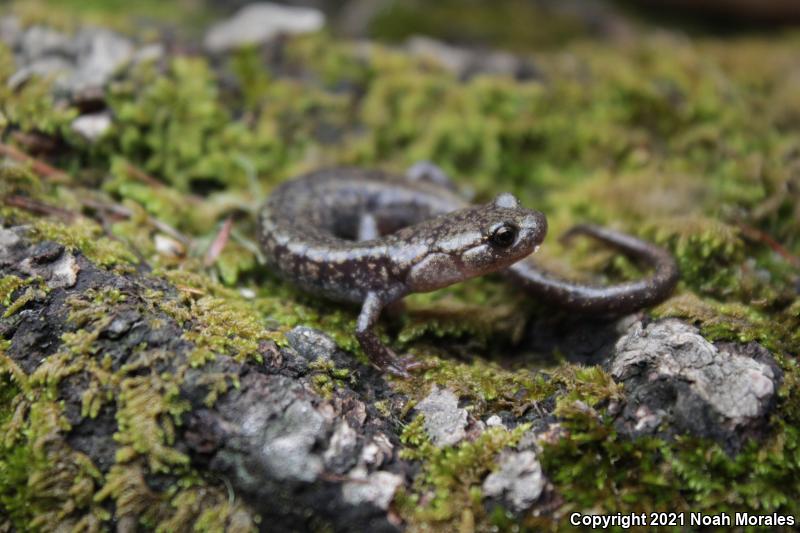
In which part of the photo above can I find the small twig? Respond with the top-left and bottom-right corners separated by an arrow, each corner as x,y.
318,473 -> 372,484
4,195 -> 77,221
0,143 -> 71,183
10,131 -> 59,154
176,285 -> 205,295
123,163 -> 203,205
80,197 -> 191,245
204,216 -> 234,267
125,163 -> 164,189
737,222 -> 800,269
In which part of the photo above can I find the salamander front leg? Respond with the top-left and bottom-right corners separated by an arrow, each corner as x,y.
356,292 -> 421,378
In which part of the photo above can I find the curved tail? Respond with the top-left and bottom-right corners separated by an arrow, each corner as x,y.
507,224 -> 679,314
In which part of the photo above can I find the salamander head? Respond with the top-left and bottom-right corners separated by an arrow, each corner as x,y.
403,193 -> 547,292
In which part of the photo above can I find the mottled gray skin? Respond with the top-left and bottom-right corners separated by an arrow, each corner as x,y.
258,167 -> 679,376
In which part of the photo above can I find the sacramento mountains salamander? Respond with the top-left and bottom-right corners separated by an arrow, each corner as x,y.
258,165 -> 679,377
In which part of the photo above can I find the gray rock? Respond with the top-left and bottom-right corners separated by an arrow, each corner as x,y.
416,387 -> 468,447
8,23 -> 134,98
286,325 -> 338,362
45,252 -> 79,289
204,2 -> 325,53
0,227 -> 24,264
259,396 -> 329,481
482,450 -> 545,512
18,250 -> 79,290
18,25 -> 74,62
211,374 -> 333,485
324,420 -> 359,473
0,16 -> 21,48
71,111 -> 112,142
1,229 -> 404,531
7,56 -> 73,89
611,319 -> 780,449
357,432 -> 394,469
342,470 -> 403,510
405,36 -> 539,81
68,28 -> 134,93
485,414 -> 505,428
131,43 -> 165,65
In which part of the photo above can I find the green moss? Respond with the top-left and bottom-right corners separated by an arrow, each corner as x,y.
0,164 -> 47,199
399,278 -> 530,348
104,157 -> 208,232
9,0 -> 214,34
102,54 -> 346,196
0,259 -> 262,530
284,34 -> 372,90
308,358 -> 353,399
538,407 -> 685,526
644,216 -> 745,297
0,275 -> 27,306
654,292 -> 799,353
114,373 -> 191,473
29,217 -> 138,268
551,365 -> 623,410
536,358 -> 800,531
0,400 -> 108,530
393,355 -> 555,420
105,57 -> 253,192
250,279 -> 364,358
2,285 -> 44,318
158,269 -> 282,365
169,485 -> 257,533
93,463 -> 259,531
398,420 -> 529,528
394,365 -> 621,530
0,45 -> 78,137
369,0 -> 591,50
0,275 -> 47,319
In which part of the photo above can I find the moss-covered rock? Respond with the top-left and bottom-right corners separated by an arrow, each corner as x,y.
1,2 -> 800,531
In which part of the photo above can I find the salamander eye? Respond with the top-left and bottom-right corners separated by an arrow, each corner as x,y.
489,223 -> 518,248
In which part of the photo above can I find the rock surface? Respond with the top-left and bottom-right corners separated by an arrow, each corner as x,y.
0,231 -> 405,532
611,319 -> 781,450
482,450 -> 545,512
405,36 -> 540,80
415,387 -> 468,447
286,325 -> 339,362
71,111 -> 112,141
2,19 -> 135,97
204,2 -> 325,52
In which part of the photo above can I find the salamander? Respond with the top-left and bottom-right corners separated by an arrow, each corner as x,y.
258,165 -> 679,377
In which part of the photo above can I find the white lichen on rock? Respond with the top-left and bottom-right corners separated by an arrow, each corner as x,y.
204,2 -> 324,52
482,450 -> 545,512
612,319 -> 778,438
415,386 -> 468,447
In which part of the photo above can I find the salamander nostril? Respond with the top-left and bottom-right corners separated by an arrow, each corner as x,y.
489,223 -> 518,248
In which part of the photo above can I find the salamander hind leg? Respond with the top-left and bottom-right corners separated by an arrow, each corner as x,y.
405,161 -> 457,191
357,213 -> 380,241
356,292 -> 422,378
